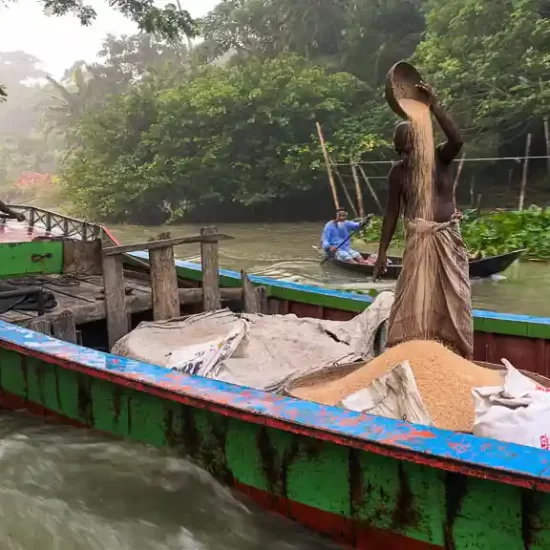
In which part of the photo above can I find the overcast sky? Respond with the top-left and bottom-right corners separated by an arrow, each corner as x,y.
0,0 -> 220,77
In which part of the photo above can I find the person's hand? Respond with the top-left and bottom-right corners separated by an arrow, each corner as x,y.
16,212 -> 25,222
328,246 -> 337,254
416,81 -> 438,107
360,214 -> 374,227
373,253 -> 388,281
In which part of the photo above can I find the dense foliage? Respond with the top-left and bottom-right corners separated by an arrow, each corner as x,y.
359,207 -> 550,260
62,54 -> 385,222
1,0 -> 549,224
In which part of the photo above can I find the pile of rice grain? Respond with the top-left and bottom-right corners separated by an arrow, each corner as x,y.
290,340 -> 502,432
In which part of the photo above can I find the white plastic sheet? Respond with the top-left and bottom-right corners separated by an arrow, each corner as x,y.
111,292 -> 395,392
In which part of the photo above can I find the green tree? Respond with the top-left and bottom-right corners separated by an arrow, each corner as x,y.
61,54 -> 387,223
416,0 -> 550,151
0,0 -> 195,101
200,0 -> 425,86
42,34 -> 189,147
38,0 -> 194,39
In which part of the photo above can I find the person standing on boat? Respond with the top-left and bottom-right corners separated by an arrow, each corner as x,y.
321,209 -> 369,264
373,82 -> 473,359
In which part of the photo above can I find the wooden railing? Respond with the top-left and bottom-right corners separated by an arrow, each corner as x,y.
9,205 -> 119,245
102,228 -> 235,349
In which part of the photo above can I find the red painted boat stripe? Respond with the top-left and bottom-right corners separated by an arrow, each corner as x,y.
234,482 -> 442,549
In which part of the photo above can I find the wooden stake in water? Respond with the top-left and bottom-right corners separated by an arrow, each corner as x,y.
351,163 -> 365,218
316,122 -> 340,210
453,153 -> 465,195
331,157 -> 359,218
518,133 -> 532,211
357,164 -> 383,214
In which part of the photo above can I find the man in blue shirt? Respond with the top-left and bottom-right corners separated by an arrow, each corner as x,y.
321,208 -> 368,264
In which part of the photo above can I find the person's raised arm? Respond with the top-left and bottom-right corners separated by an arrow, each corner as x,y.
373,165 -> 401,280
417,82 -> 463,165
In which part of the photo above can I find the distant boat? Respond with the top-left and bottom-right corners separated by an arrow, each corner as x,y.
327,249 -> 526,279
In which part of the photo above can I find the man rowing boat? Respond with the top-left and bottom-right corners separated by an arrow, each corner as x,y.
373,82 -> 473,358
321,209 -> 369,264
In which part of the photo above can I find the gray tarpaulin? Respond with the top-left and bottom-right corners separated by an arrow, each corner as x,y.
112,292 -> 394,392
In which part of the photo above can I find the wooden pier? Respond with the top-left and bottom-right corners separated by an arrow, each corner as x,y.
2,227 -> 267,350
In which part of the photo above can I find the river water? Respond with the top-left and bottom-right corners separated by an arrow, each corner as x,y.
3,221 -> 548,549
0,412 -> 337,550
111,222 -> 550,317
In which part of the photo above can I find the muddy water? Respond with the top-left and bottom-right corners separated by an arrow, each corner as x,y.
0,412 -> 337,550
111,222 -> 550,318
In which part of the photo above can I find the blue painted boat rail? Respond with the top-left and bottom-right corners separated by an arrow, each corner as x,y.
129,252 -> 550,330
1,319 -> 550,492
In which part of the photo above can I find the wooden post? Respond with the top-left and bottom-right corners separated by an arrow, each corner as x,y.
102,254 -> 129,349
241,271 -> 267,314
51,310 -> 77,344
453,153 -> 465,194
518,133 -> 532,211
316,122 -> 340,210
351,163 -> 365,219
201,227 -> 221,311
544,117 -> 550,179
331,159 -> 359,218
149,244 -> 180,321
357,164 -> 383,214
45,212 -> 52,233
255,286 -> 268,314
29,318 -> 51,335
242,270 -> 258,313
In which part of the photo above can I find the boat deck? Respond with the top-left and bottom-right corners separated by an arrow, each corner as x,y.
0,273 -> 152,326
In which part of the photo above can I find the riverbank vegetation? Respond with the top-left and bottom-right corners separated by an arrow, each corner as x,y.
359,206 -> 550,260
0,0 -> 549,224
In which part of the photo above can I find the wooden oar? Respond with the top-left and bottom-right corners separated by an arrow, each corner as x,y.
320,215 -> 373,265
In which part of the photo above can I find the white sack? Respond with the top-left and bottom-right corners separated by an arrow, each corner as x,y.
472,359 -> 550,449
342,361 -> 433,426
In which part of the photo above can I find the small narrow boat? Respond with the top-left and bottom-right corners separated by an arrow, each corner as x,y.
328,249 -> 526,279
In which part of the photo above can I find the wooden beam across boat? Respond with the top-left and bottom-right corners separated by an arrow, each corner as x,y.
102,233 -> 234,256
19,287 -> 244,328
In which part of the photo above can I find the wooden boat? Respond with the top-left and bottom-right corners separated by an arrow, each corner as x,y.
328,249 -> 526,279
1,205 -> 550,549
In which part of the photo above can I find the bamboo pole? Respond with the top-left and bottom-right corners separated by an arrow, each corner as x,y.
518,133 -> 532,211
316,122 -> 340,210
330,157 -> 359,218
351,163 -> 365,218
544,117 -> 550,179
453,153 -> 466,194
357,164 -> 383,214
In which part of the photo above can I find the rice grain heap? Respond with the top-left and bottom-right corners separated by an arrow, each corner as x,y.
290,340 -> 502,432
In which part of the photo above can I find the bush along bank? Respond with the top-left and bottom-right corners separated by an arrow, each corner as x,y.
356,205 -> 550,261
